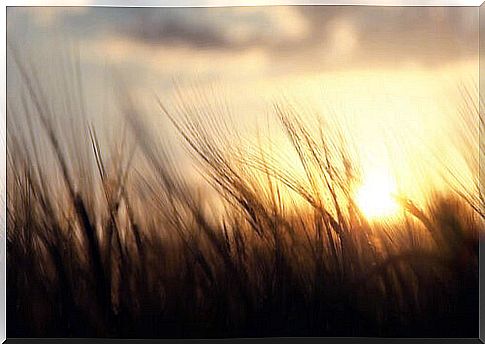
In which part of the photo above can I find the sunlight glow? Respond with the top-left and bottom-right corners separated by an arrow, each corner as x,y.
356,170 -> 400,220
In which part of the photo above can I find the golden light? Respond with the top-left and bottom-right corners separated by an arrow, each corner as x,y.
356,170 -> 400,220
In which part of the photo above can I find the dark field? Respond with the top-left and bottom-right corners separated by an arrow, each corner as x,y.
6,53 -> 482,338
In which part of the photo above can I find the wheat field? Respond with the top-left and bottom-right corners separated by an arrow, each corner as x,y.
6,47 -> 483,338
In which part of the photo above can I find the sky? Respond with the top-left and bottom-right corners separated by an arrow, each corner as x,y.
6,5 -> 480,207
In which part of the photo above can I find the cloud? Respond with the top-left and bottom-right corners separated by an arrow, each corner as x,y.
7,5 -> 478,70
118,7 -> 310,50
7,6 -> 310,51
82,34 -> 270,82
299,6 -> 477,65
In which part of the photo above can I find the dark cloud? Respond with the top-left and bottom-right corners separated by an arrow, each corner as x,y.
115,7 -> 311,50
124,8 -> 246,49
107,6 -> 478,67
7,6 -> 478,68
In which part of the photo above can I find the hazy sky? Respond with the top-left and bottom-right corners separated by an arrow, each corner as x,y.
7,6 -> 477,69
6,6 -> 480,204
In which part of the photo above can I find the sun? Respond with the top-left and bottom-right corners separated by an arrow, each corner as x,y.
356,170 -> 400,220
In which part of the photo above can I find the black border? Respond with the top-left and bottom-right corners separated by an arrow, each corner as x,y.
5,2 -> 485,343
4,338 -> 485,343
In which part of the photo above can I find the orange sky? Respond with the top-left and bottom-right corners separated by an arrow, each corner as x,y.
6,6 -> 480,210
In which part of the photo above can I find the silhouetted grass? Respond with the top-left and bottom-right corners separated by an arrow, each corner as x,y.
6,51 -> 481,338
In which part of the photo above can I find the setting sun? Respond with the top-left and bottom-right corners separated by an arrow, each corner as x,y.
356,170 -> 400,219
6,5 -> 480,339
